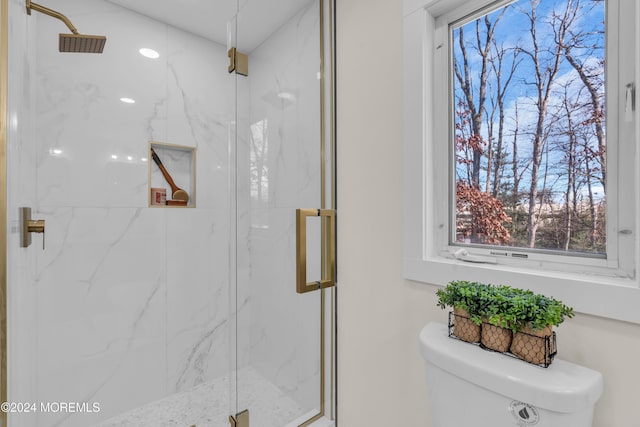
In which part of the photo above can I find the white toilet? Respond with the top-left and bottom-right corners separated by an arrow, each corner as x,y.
419,323 -> 603,426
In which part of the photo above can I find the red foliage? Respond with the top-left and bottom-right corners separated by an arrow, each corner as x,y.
454,102 -> 486,154
466,134 -> 486,153
581,110 -> 604,126
456,181 -> 512,244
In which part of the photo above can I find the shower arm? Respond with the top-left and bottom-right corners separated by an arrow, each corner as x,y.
26,0 -> 79,35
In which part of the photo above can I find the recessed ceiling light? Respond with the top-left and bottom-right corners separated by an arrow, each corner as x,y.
139,48 -> 160,59
120,97 -> 135,104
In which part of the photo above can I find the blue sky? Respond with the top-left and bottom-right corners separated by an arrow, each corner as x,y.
452,0 -> 606,204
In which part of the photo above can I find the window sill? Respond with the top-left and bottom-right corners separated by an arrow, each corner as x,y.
404,257 -> 640,325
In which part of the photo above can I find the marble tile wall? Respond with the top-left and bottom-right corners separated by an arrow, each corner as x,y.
8,0 -> 233,425
6,0 -> 39,418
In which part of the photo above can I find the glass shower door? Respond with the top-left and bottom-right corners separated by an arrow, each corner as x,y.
230,0 -> 336,425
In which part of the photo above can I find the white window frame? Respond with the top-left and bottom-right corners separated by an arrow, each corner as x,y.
403,0 -> 640,324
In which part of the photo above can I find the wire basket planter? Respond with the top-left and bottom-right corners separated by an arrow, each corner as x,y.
448,311 -> 557,368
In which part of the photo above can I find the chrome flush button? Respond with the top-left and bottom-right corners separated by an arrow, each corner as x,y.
509,401 -> 540,426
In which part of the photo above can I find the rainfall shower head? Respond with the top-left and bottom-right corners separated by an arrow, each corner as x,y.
26,0 -> 107,53
59,34 -> 106,53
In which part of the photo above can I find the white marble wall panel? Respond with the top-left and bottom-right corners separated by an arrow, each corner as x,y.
35,0 -> 168,208
35,207 -> 168,427
166,27 -> 233,209
6,1 -> 39,424
246,208 -> 321,410
246,0 -> 321,210
166,208 -> 229,392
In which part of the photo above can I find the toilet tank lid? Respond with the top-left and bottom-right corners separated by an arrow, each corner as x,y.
419,322 -> 603,413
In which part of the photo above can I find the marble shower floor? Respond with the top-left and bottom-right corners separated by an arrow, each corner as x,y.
92,368 -> 331,427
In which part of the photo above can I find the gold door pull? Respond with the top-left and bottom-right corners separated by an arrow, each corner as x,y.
296,208 -> 336,294
19,207 -> 46,249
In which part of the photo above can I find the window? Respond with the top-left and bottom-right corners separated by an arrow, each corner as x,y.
452,0 -> 605,255
403,0 -> 640,324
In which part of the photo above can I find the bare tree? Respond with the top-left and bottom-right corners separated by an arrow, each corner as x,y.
564,17 -> 606,190
520,0 -> 580,247
510,102 -> 522,233
560,87 -> 578,250
490,42 -> 521,198
453,9 -> 507,189
455,98 -> 475,185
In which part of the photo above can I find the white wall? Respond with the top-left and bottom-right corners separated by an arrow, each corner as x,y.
336,0 -> 640,426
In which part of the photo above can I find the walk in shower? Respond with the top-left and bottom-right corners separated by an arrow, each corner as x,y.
2,0 -> 336,426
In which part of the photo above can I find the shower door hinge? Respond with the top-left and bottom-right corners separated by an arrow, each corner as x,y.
228,47 -> 249,76
229,409 -> 249,427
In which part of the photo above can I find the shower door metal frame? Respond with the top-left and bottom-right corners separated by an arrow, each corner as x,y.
295,1 -> 337,425
294,1 -> 337,425
0,0 -> 8,425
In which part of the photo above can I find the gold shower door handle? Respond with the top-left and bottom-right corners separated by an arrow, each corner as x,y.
296,208 -> 336,294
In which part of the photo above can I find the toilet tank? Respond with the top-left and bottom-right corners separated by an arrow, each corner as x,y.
419,322 -> 603,427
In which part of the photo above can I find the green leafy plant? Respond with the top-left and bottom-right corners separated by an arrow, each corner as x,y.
522,292 -> 575,331
436,280 -> 493,325
437,281 -> 574,333
482,286 -> 518,333
482,286 -> 574,333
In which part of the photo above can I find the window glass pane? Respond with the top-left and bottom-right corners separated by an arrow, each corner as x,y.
452,0 -> 606,255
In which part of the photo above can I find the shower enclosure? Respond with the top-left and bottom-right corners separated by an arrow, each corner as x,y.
1,0 -> 336,426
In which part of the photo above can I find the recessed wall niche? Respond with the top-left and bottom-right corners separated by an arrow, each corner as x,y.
148,141 -> 196,208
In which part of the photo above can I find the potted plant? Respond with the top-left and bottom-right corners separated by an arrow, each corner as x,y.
477,286 -> 517,352
436,280 -> 490,343
437,281 -> 575,366
509,293 -> 574,365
